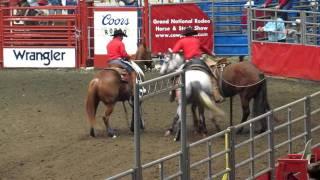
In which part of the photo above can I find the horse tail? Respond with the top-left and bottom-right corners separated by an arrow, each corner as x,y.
191,81 -> 225,118
86,78 -> 100,136
253,76 -> 271,132
253,78 -> 270,116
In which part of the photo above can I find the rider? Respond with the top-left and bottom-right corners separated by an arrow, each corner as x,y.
106,29 -> 136,91
171,27 -> 224,103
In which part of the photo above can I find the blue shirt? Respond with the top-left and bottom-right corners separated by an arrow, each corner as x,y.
263,18 -> 286,42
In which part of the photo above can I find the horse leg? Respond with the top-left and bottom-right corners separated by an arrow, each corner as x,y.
102,104 -> 117,137
208,111 -> 221,132
122,102 -> 130,128
165,113 -> 179,136
198,106 -> 208,137
236,96 -> 251,134
191,104 -> 200,134
239,55 -> 245,62
129,97 -> 145,132
174,104 -> 182,141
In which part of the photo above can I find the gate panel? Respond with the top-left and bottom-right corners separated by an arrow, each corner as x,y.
0,5 -> 80,68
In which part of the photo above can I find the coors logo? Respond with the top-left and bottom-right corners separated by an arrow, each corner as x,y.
102,14 -> 129,26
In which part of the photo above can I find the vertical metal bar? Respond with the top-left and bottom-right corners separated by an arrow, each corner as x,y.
159,162 -> 164,180
249,123 -> 255,178
247,7 -> 252,61
230,97 -> 233,126
207,141 -> 212,180
268,112 -> 275,179
148,4 -> 152,51
228,127 -> 236,180
305,96 -> 312,142
180,70 -> 189,180
0,6 -> 3,67
301,11 -> 306,45
287,107 -> 293,154
134,81 -> 142,180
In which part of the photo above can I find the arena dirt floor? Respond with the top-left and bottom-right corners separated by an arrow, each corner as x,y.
0,68 -> 320,180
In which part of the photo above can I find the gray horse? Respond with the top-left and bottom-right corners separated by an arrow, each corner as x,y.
159,51 -> 225,141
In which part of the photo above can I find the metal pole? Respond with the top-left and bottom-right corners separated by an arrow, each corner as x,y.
180,70 -> 189,180
134,82 -> 142,180
268,111 -> 275,179
228,127 -> 236,180
230,97 -> 233,126
305,96 -> 312,142
247,6 -> 252,61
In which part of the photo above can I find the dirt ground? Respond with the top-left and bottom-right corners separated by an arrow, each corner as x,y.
0,68 -> 320,180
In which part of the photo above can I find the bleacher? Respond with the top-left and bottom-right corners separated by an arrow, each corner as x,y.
195,0 -> 319,56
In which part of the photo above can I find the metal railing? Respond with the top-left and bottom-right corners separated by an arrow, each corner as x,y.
106,70 -> 320,179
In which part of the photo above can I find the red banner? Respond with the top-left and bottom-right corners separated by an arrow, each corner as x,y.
150,4 -> 213,53
252,42 -> 320,81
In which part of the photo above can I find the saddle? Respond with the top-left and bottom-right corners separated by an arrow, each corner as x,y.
105,59 -> 134,83
105,65 -> 130,83
184,59 -> 213,77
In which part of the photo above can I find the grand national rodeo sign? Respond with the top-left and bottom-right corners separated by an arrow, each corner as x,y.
150,3 -> 213,53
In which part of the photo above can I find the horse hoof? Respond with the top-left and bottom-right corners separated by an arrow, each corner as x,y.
164,130 -> 172,136
112,135 -> 117,139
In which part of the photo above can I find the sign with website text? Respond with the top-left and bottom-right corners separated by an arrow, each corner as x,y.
150,4 -> 213,53
3,48 -> 76,68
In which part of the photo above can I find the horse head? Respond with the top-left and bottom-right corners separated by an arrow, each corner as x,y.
159,49 -> 184,75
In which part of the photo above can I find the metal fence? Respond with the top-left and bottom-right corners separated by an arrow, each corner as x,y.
249,8 -> 320,46
105,69 -> 320,179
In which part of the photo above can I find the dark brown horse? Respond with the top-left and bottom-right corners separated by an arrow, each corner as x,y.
211,60 -> 271,133
85,49 -> 147,138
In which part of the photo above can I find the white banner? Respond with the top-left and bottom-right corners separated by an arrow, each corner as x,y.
94,10 -> 138,55
3,48 -> 76,68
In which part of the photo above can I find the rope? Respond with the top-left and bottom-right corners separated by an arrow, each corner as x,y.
214,66 -> 266,88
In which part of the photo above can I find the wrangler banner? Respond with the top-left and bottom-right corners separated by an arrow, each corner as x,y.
150,4 -> 213,53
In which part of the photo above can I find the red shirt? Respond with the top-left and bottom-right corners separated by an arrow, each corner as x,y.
106,37 -> 129,60
172,36 -> 212,60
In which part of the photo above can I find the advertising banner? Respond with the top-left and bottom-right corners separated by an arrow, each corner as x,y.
94,9 -> 138,68
3,48 -> 76,68
150,4 -> 213,53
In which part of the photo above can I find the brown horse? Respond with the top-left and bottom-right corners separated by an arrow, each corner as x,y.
133,41 -> 153,71
211,60 -> 271,133
85,49 -> 146,138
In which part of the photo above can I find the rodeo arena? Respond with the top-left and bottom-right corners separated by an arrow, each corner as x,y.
1,0 -> 320,179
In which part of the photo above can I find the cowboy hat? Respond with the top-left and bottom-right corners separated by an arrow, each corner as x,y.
181,27 -> 198,36
111,29 -> 127,37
